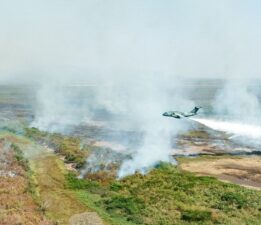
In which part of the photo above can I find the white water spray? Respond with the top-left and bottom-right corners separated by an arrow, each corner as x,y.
191,118 -> 261,139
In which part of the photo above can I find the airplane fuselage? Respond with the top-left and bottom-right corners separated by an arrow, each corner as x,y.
162,107 -> 201,119
162,111 -> 195,119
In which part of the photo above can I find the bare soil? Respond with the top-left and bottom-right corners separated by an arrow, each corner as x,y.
180,156 -> 261,189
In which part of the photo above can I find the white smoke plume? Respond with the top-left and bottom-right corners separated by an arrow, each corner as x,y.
117,81 -> 193,176
31,84 -> 92,133
192,118 -> 261,140
214,79 -> 261,121
195,79 -> 261,149
109,79 -> 193,177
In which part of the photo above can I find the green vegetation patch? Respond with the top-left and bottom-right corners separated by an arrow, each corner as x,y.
181,209 -> 212,222
12,143 -> 30,171
25,127 -> 89,168
66,172 -> 100,191
67,163 -> 261,225
219,192 -> 248,209
104,195 -> 145,215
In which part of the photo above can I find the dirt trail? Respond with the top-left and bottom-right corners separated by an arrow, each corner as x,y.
31,153 -> 89,224
180,156 -> 261,190
69,212 -> 105,225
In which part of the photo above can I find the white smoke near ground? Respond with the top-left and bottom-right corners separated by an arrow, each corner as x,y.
192,79 -> 261,149
112,80 -> 193,177
192,118 -> 261,140
117,128 -> 176,178
214,80 -> 261,120
29,77 -> 261,176
79,148 -> 124,177
31,84 -> 92,133
100,79 -> 194,177
31,76 -> 194,177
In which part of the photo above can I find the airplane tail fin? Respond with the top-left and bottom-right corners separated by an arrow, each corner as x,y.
190,106 -> 201,114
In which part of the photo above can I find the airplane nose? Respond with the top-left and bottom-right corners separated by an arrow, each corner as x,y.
162,112 -> 167,116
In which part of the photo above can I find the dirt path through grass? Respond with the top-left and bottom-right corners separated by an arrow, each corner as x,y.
0,132 -> 105,225
31,153 -> 89,224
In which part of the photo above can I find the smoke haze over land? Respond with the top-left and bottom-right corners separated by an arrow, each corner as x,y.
1,0 -> 261,176
1,0 -> 261,82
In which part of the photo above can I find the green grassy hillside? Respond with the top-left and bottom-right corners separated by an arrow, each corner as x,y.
67,163 -> 261,225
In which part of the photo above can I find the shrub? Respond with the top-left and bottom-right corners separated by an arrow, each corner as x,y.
65,172 -> 100,191
25,127 -> 88,169
181,209 -> 212,222
110,182 -> 123,192
221,192 -> 247,209
104,195 -> 144,215
11,143 -> 30,171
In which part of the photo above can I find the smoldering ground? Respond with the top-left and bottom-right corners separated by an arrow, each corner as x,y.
31,77 -> 195,178
31,78 -> 261,178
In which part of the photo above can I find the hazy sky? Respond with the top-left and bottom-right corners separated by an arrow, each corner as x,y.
0,0 -> 261,83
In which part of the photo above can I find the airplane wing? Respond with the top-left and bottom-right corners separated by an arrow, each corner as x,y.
175,113 -> 184,118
